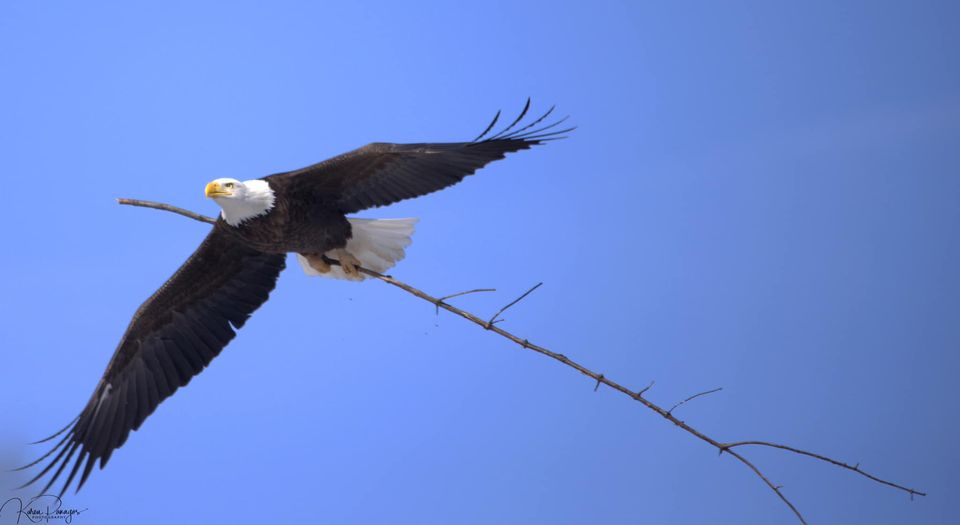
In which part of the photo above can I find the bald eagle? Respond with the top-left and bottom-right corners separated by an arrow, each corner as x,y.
16,101 -> 571,495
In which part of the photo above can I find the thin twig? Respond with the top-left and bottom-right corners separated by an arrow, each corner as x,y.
435,288 -> 496,316
667,387 -> 724,416
117,198 -> 216,225
118,198 -> 928,525
487,282 -> 543,327
719,441 -> 927,498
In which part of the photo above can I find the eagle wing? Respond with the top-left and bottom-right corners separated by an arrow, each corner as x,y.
266,101 -> 572,214
17,226 -> 286,496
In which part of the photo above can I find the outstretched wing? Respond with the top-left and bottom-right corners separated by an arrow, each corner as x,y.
266,100 -> 573,214
16,226 -> 286,496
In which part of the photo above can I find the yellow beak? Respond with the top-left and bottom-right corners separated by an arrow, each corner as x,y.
205,181 -> 231,198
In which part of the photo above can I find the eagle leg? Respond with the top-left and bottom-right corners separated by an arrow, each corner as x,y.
301,253 -> 331,274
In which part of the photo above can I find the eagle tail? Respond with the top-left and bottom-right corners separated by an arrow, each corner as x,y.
296,218 -> 418,280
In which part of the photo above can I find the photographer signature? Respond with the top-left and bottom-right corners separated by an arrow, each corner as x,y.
0,495 -> 86,524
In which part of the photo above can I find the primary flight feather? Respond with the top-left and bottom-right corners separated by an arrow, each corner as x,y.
16,101 -> 572,495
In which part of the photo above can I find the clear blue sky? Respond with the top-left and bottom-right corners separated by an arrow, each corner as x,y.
1,1 -> 957,524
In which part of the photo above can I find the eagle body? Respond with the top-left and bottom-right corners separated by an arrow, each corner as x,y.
216,180 -> 352,256
19,102 -> 571,496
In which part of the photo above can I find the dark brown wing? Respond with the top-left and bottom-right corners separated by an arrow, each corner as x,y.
16,226 -> 286,496
265,101 -> 573,214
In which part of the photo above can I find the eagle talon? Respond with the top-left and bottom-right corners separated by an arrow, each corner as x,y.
331,248 -> 362,277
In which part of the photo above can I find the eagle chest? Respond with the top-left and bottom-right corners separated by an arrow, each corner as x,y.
224,201 -> 352,254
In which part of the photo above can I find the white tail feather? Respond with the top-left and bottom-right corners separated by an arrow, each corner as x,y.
296,218 -> 418,280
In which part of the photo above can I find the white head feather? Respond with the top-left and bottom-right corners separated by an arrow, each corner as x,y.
205,178 -> 276,226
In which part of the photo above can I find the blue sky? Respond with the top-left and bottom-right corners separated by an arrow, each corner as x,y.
1,1 -> 957,523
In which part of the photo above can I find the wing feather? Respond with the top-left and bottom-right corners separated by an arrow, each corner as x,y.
265,102 -> 573,214
18,227 -> 285,495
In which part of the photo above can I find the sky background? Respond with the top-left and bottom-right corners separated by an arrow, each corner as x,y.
1,1 -> 957,524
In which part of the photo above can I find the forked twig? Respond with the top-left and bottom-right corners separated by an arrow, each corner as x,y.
487,282 -> 543,327
117,198 -> 928,524
719,441 -> 926,499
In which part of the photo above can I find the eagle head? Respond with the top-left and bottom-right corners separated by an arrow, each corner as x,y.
205,178 -> 246,199
205,178 -> 276,226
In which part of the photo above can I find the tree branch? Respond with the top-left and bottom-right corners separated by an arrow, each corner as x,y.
118,197 -> 927,524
